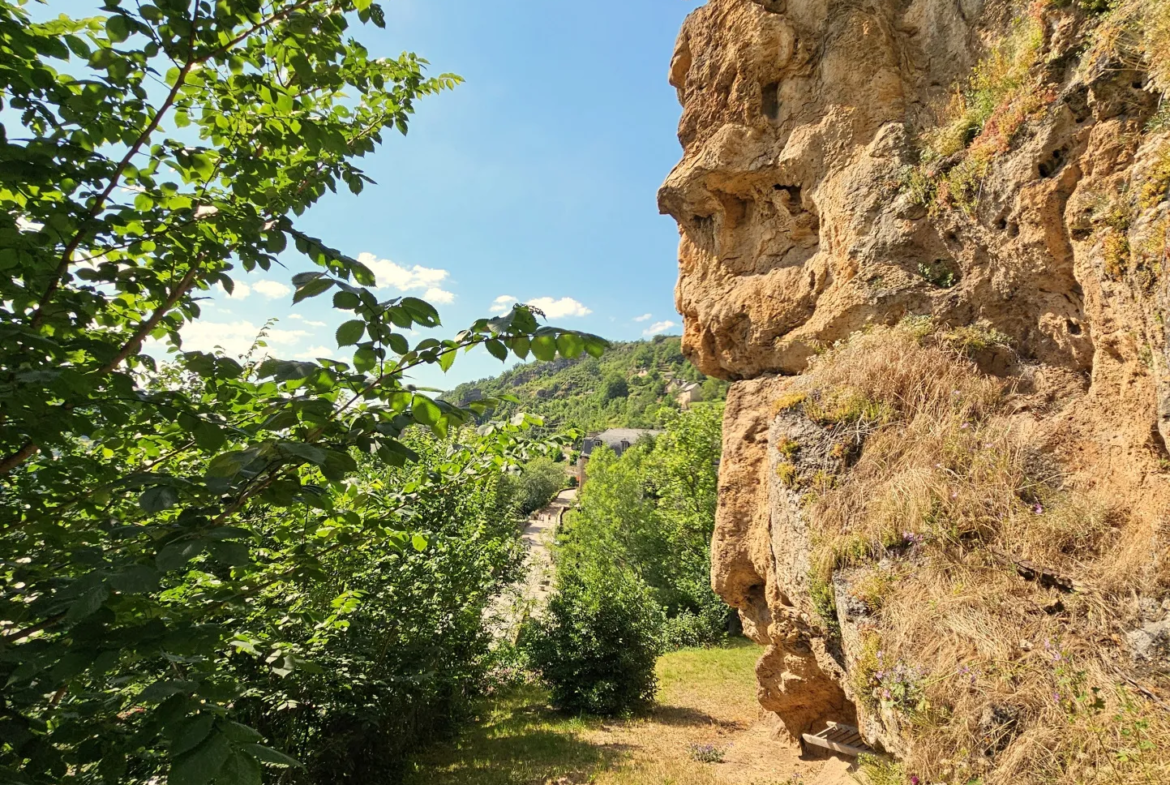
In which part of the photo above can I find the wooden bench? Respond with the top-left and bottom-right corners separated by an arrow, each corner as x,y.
801,722 -> 873,758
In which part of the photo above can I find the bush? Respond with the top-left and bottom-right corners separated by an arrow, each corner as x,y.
227,442 -> 527,783
509,456 -> 567,515
523,560 -> 662,716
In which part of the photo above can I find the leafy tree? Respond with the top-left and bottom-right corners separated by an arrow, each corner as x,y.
230,437 -> 527,783
506,456 -> 566,516
632,344 -> 654,369
559,404 -> 730,649
599,374 -> 629,403
0,1 -> 606,782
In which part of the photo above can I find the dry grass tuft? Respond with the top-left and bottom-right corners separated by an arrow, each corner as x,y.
790,322 -> 1168,784
904,6 -> 1055,214
1085,0 -> 1170,96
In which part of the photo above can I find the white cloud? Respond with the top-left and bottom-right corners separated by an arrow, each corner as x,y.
424,287 -> 455,305
489,295 -> 592,319
643,320 -> 676,336
295,345 -> 343,361
177,320 -> 308,356
252,279 -> 292,299
287,314 -> 328,328
216,281 -> 251,300
358,251 -> 451,292
489,295 -> 518,314
634,313 -> 652,322
526,297 -> 592,319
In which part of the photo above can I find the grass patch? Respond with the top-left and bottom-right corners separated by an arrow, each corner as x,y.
858,753 -> 909,785
404,682 -> 618,785
407,640 -> 773,785
907,8 -> 1053,214
784,322 -> 1169,784
1085,0 -> 1170,96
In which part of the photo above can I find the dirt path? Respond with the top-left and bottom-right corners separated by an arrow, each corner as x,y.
407,641 -> 860,785
487,488 -> 577,641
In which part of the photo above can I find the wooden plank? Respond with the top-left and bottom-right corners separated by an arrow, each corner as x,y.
801,733 -> 870,757
824,723 -> 864,744
803,723 -> 872,758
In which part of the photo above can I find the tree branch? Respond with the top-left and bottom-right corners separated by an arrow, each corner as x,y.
30,4 -> 201,329
1,263 -> 205,478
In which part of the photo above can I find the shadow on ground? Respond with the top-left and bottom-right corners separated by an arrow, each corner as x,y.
404,684 -> 629,785
648,704 -> 747,731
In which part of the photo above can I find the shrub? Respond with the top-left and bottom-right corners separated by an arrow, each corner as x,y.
523,560 -> 662,716
227,443 -> 528,783
686,742 -> 727,763
509,456 -> 567,515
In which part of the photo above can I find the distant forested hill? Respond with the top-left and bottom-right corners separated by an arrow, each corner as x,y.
445,335 -> 728,433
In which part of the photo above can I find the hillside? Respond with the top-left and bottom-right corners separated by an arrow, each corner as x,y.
446,335 -> 728,433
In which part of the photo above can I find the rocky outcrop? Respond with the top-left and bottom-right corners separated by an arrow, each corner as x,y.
662,0 -> 1170,780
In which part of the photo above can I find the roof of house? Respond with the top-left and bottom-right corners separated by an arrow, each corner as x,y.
581,428 -> 661,456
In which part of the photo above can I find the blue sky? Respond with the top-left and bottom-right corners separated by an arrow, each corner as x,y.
177,0 -> 704,388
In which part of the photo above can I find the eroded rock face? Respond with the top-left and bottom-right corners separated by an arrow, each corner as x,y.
662,0 -> 1170,758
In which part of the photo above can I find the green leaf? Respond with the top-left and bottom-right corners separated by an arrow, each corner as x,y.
321,450 -> 357,482
171,715 -> 216,758
411,396 -> 441,426
351,261 -> 377,287
293,278 -> 334,303
531,334 -> 557,362
66,583 -> 110,622
485,339 -> 507,362
353,346 -> 377,373
239,744 -> 302,769
216,752 -> 262,785
207,541 -> 251,567
400,297 -> 440,327
106,15 -> 130,43
194,422 -> 226,451
335,320 -> 365,346
583,336 -> 608,358
411,533 -> 427,552
109,565 -> 160,594
510,336 -> 530,359
333,290 -> 361,310
280,442 -> 328,466
189,153 -> 215,180
156,540 -> 205,572
556,332 -> 585,358
207,451 -> 249,478
171,730 -> 231,785
438,345 -> 456,372
388,333 -> 410,355
140,485 -> 180,513
221,722 -> 264,745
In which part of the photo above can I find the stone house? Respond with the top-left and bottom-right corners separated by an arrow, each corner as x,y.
575,428 -> 660,487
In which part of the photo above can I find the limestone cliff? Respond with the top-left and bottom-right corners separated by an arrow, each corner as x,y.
660,1 -> 1170,782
